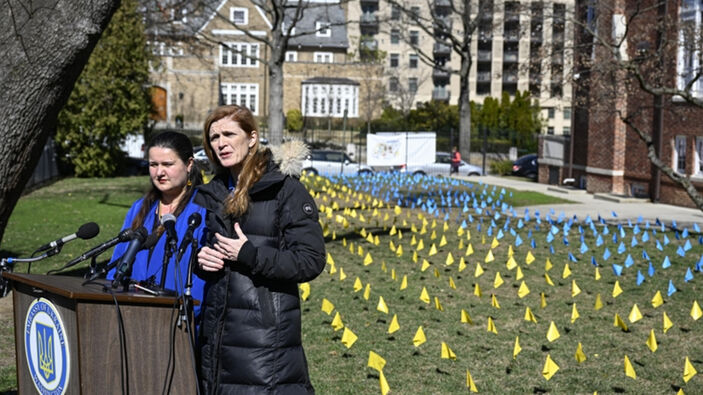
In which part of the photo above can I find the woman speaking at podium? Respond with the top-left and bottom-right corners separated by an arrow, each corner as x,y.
109,131 -> 207,319
195,105 -> 325,393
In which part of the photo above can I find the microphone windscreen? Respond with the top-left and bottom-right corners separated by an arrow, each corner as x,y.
77,222 -> 100,240
161,213 -> 177,226
188,212 -> 202,227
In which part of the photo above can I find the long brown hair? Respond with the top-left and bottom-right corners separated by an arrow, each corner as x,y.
203,105 -> 269,217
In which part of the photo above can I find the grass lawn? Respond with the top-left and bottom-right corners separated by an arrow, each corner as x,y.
1,173 -> 701,393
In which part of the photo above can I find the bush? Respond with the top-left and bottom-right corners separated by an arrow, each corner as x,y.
286,109 -> 303,132
490,159 -> 514,176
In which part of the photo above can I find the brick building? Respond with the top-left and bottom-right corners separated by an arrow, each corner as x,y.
539,0 -> 703,208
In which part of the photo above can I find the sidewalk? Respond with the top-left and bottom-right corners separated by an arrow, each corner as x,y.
458,175 -> 703,229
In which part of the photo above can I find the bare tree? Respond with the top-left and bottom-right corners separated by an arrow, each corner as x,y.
0,0 -> 119,244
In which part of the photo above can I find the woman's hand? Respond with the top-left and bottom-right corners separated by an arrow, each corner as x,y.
198,245 -> 225,272
213,223 -> 249,262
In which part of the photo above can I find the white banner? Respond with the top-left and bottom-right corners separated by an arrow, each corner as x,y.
367,132 -> 436,166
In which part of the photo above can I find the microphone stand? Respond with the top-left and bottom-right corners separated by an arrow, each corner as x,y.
180,235 -> 199,329
155,237 -> 178,296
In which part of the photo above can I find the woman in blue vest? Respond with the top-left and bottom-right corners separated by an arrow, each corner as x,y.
110,131 -> 207,320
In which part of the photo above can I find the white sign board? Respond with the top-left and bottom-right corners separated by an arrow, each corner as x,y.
367,132 -> 436,166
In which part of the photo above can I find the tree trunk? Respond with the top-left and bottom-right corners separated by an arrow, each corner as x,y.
267,48 -> 285,145
0,0 -> 119,244
458,53 -> 472,162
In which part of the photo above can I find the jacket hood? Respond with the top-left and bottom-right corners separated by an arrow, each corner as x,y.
269,140 -> 309,177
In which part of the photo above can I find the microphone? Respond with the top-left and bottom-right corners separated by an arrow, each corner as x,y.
177,213 -> 202,261
35,222 -> 100,254
161,213 -> 178,244
62,228 -> 136,270
111,227 -> 148,288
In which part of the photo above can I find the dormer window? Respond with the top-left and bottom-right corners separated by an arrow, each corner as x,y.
316,21 -> 331,37
230,7 -> 248,25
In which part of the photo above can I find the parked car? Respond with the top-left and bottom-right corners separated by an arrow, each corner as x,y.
302,149 -> 374,176
512,153 -> 538,179
399,151 -> 483,177
193,146 -> 213,173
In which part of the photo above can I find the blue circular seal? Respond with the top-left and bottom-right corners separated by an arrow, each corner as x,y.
24,298 -> 70,395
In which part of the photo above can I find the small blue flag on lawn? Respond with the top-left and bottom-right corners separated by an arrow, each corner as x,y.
675,231 -> 681,240
612,264 -> 623,276
612,211 -> 618,217
684,268 -> 694,282
682,228 -> 689,238
656,240 -> 663,251
642,250 -> 650,260
603,248 -> 612,261
531,239 -> 536,248
694,223 -> 701,232
517,219 -> 524,229
631,236 -> 638,247
633,224 -> 640,234
648,262 -> 656,277
591,256 -> 598,266
546,232 -> 554,243
580,242 -> 589,254
568,252 -> 578,262
637,270 -> 645,286
596,234 -> 604,247
619,226 -> 626,239
461,219 -> 468,228
642,231 -> 649,243
510,228 -> 516,237
617,242 -> 626,254
677,246 -> 686,257
497,229 -> 504,240
668,280 -> 677,296
624,254 -> 634,268
683,239 -> 692,252
515,234 -> 523,247
551,225 -> 559,235
663,234 -> 670,246
697,256 -> 703,272
550,245 -> 555,254
662,256 -> 671,269
563,236 -> 569,246
603,225 -> 610,235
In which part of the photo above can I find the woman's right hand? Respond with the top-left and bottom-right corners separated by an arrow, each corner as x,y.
198,245 -> 225,272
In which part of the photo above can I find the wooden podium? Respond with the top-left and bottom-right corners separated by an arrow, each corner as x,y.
4,272 -> 198,394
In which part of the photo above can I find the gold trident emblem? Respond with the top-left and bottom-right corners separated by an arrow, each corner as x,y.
37,325 -> 55,381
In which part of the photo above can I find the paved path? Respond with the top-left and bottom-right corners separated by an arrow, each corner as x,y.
457,175 -> 703,228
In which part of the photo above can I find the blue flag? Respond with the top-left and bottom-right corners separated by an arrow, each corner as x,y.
667,280 -> 677,296
648,261 -> 655,277
603,248 -> 612,261
662,256 -> 671,269
631,236 -> 638,247
568,252 -> 578,262
677,245 -> 686,257
596,234 -> 604,247
637,270 -> 645,286
624,254 -> 634,267
612,264 -> 623,276
642,231 -> 649,243
617,242 -> 626,254
683,239 -> 692,252
580,242 -> 589,254
684,267 -> 694,282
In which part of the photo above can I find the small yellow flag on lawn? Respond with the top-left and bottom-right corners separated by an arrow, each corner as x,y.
461,309 -> 473,324
516,266 -> 525,280
441,342 -> 457,360
445,252 -> 455,265
475,263 -> 485,278
572,280 -> 581,297
613,280 -> 623,298
684,356 -> 698,383
524,306 -> 538,323
525,251 -> 535,264
545,258 -> 553,271
299,283 -> 311,301
434,297 -> 444,311
663,311 -> 674,333
395,244 -> 403,257
341,327 -> 358,349
571,303 -> 580,323
646,329 -> 657,352
614,314 -> 629,332
466,370 -> 478,392
506,256 -> 517,270
419,287 -> 430,304
542,354 -> 560,380
487,317 -> 498,334
544,273 -> 554,286
466,243 -> 474,256
353,277 -> 363,292
562,263 -> 572,279
439,235 -> 448,247
491,294 -> 501,309
413,326 -> 426,347
513,336 -> 522,359
448,277 -> 457,289
388,314 -> 400,334
421,259 -> 431,272
652,290 -> 664,308
331,312 -> 344,331
321,298 -> 335,315
363,284 -> 371,300
474,283 -> 482,297
339,267 -> 347,281
429,244 -> 438,256
540,292 -> 547,308
491,237 -> 499,249
367,351 -> 386,372
494,272 -> 504,288
594,293 -> 603,310
624,355 -> 637,379
575,342 -> 586,363
379,370 -> 390,395
459,257 -> 467,272
595,266 -> 601,280
417,239 -> 424,251
508,245 -> 514,257
629,304 -> 643,323
400,275 -> 408,290
518,281 -> 530,298
691,300 -> 702,320
547,321 -> 560,342
485,249 -> 495,263
377,296 -> 389,314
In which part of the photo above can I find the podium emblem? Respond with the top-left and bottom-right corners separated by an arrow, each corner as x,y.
24,298 -> 70,395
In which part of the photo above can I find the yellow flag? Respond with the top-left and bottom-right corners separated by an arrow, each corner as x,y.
363,283 -> 371,300
646,329 -> 657,352
400,275 -> 408,290
491,237 -> 500,249
595,266 -> 601,280
572,280 -> 581,297
433,268 -> 440,278
562,263 -> 572,279
513,336 -> 522,359
482,235 -> 486,244
594,293 -> 603,310
684,356 -> 698,383
390,268 -> 396,281
331,312 -> 344,331
491,294 -> 501,309
417,239 -> 425,251
461,309 -> 473,324
575,342 -> 587,363
412,250 -> 418,263
388,314 -> 400,334
428,244 -> 438,256
381,261 -> 387,272
410,234 -> 417,246
486,317 -> 498,334
445,252 -> 455,266
691,300 -> 702,320
419,287 -> 430,304
624,355 -> 637,379
466,369 -> 478,393
366,233 -> 374,244
506,256 -> 518,270
571,303 -> 580,323
434,297 -> 444,311
518,281 -> 530,298
327,252 -> 335,267
441,342 -> 457,360
629,304 -> 643,323
458,257 -> 467,272
614,314 -> 629,332
466,229 -> 471,241
395,244 -> 403,257
545,258 -> 553,271
494,272 -> 504,288
652,290 -> 664,308
524,306 -> 538,323
379,370 -> 390,395
663,311 -> 674,333
448,277 -> 456,290
341,327 -> 358,349
421,259 -> 431,272
474,263 -> 484,278
546,321 -> 560,342
485,249 -> 495,263
544,273 -> 554,286
466,243 -> 474,256
367,350 -> 386,372
394,205 -> 402,215
389,225 -> 397,236
613,280 -> 623,298
321,298 -> 335,315
540,292 -> 547,308
430,230 -> 437,240
508,245 -> 514,257
525,251 -> 535,264
439,235 -> 448,247
542,354 -> 560,380
474,283 -> 482,297
413,326 -> 426,347
516,266 -> 524,280
377,296 -> 389,314
339,267 -> 347,281
357,245 -> 363,256
299,282 -> 311,301
353,277 -> 363,292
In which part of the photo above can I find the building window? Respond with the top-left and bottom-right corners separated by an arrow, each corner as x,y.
675,136 -> 687,173
314,52 -> 333,63
391,5 -> 400,20
230,7 -> 248,25
563,126 -> 571,135
695,137 -> 703,175
409,77 -> 418,93
389,77 -> 399,92
409,54 -> 418,68
390,53 -> 399,67
410,6 -> 420,18
409,30 -> 419,45
547,127 -> 554,135
547,108 -> 555,119
679,1 -> 703,97
563,107 -> 571,120
286,51 -> 298,62
391,29 -> 400,44
301,82 -> 359,118
316,21 -> 331,37
221,83 -> 259,114
281,22 -> 296,37
221,43 -> 259,67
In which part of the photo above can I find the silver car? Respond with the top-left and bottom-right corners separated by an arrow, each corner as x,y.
302,150 -> 374,176
400,151 -> 483,176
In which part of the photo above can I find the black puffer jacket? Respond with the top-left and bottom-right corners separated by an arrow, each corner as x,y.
195,158 -> 325,394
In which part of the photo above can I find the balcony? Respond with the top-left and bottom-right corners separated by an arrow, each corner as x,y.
432,67 -> 451,83
433,16 -> 453,35
477,71 -> 492,82
360,13 -> 379,34
503,51 -> 518,62
433,42 -> 451,58
361,39 -> 378,51
477,50 -> 492,62
432,86 -> 451,101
